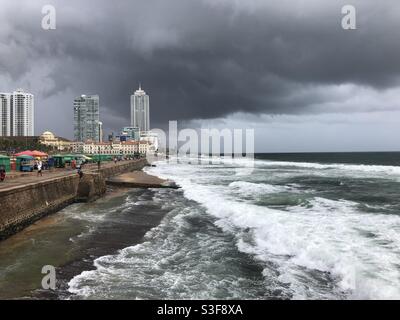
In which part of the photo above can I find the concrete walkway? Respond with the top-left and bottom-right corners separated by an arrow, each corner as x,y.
0,160 -> 142,190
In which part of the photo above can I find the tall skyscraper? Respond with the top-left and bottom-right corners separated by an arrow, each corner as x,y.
131,84 -> 150,133
74,94 -> 100,142
0,89 -> 34,137
0,93 -> 11,136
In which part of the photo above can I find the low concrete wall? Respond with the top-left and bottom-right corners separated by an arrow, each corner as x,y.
0,174 -> 79,240
96,160 -> 148,179
76,173 -> 107,202
0,159 -> 147,240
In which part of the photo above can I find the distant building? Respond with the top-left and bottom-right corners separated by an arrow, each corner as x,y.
0,93 -> 11,136
131,84 -> 150,133
39,131 -> 72,151
140,131 -> 159,152
73,141 -> 151,155
74,94 -> 100,142
0,89 -> 34,137
118,126 -> 140,142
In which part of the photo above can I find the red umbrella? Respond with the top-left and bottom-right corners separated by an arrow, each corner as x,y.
14,150 -> 35,157
32,150 -> 48,157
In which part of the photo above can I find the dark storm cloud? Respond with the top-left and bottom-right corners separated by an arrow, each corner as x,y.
1,0 -> 400,137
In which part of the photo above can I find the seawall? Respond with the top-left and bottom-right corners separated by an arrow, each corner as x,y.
0,159 -> 147,240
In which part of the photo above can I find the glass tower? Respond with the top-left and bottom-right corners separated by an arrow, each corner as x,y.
131,85 -> 150,133
74,95 -> 100,142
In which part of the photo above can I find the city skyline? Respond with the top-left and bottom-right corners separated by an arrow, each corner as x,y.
1,1 -> 400,152
0,86 -> 151,144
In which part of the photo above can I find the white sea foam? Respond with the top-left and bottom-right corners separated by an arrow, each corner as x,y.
68,196 -> 266,300
145,160 -> 400,300
175,155 -> 400,175
229,181 -> 296,195
258,160 -> 400,179
68,158 -> 400,300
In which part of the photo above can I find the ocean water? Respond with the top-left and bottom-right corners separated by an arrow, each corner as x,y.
67,152 -> 400,300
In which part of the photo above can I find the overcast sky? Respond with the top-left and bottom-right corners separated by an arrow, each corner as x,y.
1,0 -> 400,152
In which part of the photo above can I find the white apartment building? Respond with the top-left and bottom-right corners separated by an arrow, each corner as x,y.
0,89 -> 34,136
0,93 -> 11,136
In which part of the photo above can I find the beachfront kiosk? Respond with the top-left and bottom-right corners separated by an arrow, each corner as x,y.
52,155 -> 66,168
16,155 -> 35,172
0,155 -> 11,172
90,154 -> 112,162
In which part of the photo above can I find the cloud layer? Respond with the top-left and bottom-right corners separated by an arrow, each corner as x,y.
0,0 -> 399,148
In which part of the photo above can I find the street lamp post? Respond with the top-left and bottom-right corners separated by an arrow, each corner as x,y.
97,145 -> 101,170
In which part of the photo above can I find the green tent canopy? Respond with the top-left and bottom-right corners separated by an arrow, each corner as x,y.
0,155 -> 11,172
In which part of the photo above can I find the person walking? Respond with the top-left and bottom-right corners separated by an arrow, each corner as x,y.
77,167 -> 84,179
0,165 -> 6,182
37,160 -> 43,177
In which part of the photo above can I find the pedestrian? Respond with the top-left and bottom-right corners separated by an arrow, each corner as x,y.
37,160 -> 43,177
0,165 -> 6,182
77,167 -> 84,179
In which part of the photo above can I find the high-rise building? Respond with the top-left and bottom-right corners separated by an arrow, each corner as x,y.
0,89 -> 34,137
98,121 -> 103,143
0,93 -> 11,136
120,126 -> 140,141
73,94 -> 100,142
131,84 -> 150,133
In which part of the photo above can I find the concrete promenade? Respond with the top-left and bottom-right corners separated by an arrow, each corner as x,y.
0,159 -> 147,240
0,161 -> 132,190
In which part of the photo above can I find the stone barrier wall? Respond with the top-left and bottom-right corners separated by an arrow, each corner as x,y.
0,159 -> 147,240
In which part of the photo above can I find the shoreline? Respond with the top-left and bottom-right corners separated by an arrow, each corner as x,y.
0,159 -> 147,241
106,169 -> 179,189
41,185 -> 171,300
0,166 -> 175,300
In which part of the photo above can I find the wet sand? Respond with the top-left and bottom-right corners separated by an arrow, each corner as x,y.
106,171 -> 178,188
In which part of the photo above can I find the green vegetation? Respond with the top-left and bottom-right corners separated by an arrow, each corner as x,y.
0,137 -> 55,155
